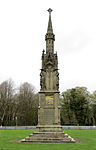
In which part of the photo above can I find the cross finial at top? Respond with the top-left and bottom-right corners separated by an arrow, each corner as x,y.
47,8 -> 53,15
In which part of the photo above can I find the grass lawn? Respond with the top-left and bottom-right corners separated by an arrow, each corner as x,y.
0,130 -> 96,150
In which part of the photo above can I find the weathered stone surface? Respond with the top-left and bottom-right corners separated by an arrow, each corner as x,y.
21,124 -> 75,143
21,9 -> 75,143
22,130 -> 75,143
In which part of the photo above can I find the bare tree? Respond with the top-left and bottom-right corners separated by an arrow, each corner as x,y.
0,79 -> 15,126
17,82 -> 38,126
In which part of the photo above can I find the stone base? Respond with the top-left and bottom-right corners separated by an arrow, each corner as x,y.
21,125 -> 76,143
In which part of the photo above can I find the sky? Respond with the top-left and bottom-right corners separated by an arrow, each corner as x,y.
0,0 -> 96,93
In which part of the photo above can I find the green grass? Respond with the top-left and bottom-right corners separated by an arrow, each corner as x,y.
0,130 -> 96,150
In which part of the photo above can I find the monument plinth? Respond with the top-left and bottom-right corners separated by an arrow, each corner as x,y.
21,9 -> 75,143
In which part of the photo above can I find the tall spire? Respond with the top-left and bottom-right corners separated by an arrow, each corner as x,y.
45,8 -> 55,53
47,8 -> 53,33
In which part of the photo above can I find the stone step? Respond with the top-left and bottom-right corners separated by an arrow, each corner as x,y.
25,133 -> 74,142
25,137 -> 74,140
20,126 -> 76,143
34,131 -> 64,134
26,137 -> 70,140
29,133 -> 69,138
35,126 -> 63,132
23,138 -> 75,143
30,132 -> 65,135
36,129 -> 62,132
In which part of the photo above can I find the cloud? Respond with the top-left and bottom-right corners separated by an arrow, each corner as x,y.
56,30 -> 91,55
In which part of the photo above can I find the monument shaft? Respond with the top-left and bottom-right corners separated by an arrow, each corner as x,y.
38,9 -> 60,126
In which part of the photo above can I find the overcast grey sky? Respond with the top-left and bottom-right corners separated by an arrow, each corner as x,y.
0,0 -> 96,93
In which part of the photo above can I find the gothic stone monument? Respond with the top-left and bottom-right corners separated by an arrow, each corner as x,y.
21,8 -> 75,143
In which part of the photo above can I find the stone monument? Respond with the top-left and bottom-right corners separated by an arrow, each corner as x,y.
21,8 -> 75,143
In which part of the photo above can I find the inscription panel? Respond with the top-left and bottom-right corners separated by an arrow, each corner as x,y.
43,108 -> 55,124
46,96 -> 53,107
